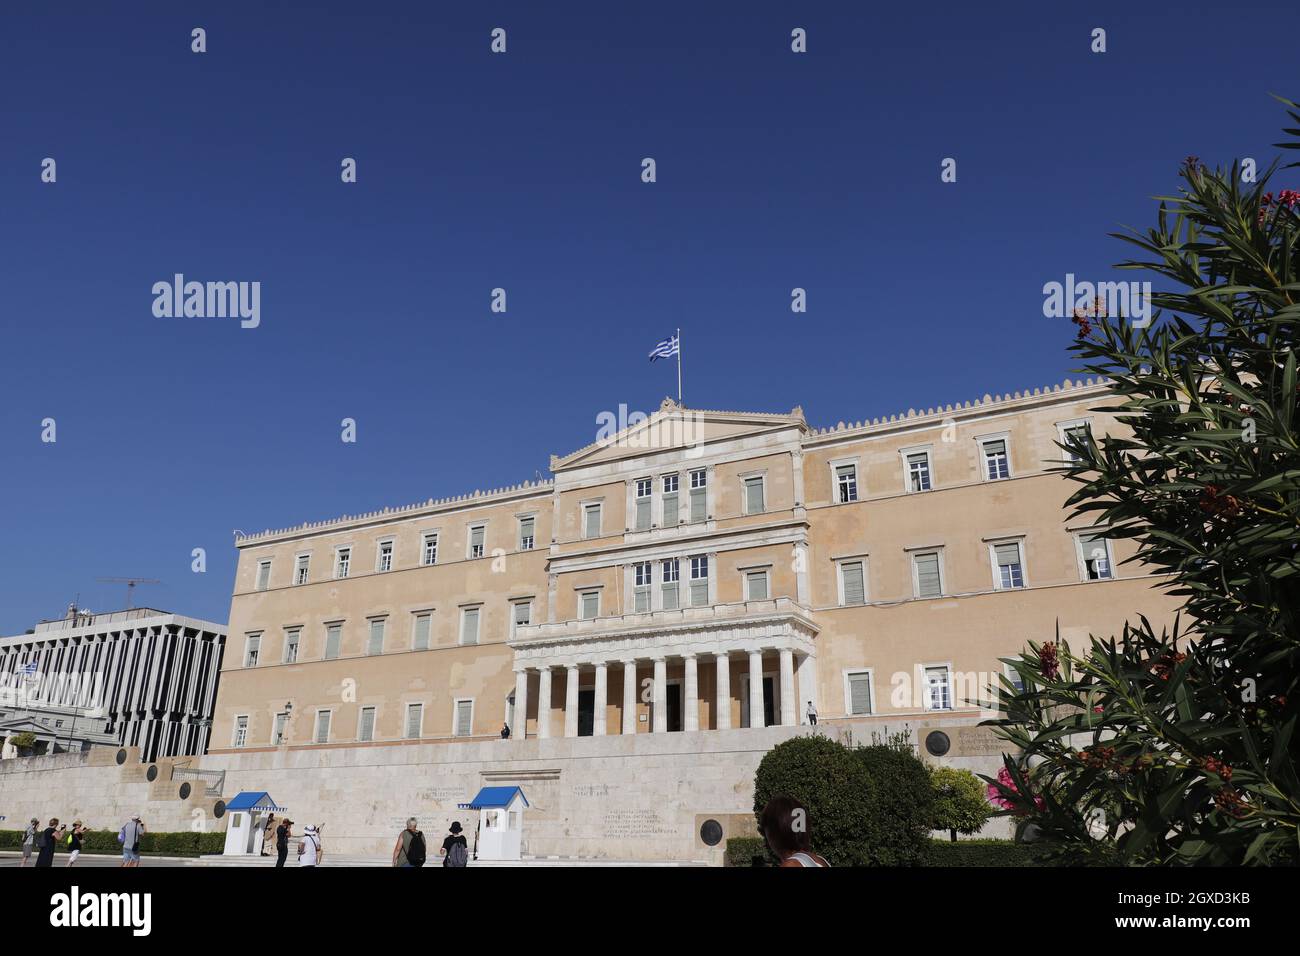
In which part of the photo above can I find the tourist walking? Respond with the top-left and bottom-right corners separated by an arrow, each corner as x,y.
20,817 -> 39,867
392,818 -> 426,867
35,818 -> 64,868
119,814 -> 145,867
275,818 -> 292,867
441,821 -> 468,867
66,821 -> 87,867
805,701 -> 817,726
500,722 -> 511,739
298,824 -> 322,867
759,796 -> 830,867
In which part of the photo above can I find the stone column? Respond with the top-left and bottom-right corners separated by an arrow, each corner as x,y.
564,665 -> 580,738
748,649 -> 765,729
683,653 -> 699,732
714,652 -> 731,730
622,659 -> 638,734
593,662 -> 608,736
513,668 -> 528,740
652,657 -> 667,733
536,666 -> 552,739
779,648 -> 796,726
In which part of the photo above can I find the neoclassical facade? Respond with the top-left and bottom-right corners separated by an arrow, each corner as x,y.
210,379 -> 1181,755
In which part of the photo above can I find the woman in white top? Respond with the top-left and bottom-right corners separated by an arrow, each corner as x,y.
759,796 -> 831,867
298,825 -> 322,867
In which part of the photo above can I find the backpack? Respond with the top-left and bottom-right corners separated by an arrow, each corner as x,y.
406,831 -> 426,867
447,841 -> 468,868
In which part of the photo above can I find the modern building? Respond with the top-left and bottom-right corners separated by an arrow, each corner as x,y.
211,378 -> 1180,754
0,606 -> 227,761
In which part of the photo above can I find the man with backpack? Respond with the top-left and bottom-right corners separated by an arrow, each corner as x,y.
441,821 -> 468,867
392,817 -> 426,867
118,815 -> 145,868
275,818 -> 293,867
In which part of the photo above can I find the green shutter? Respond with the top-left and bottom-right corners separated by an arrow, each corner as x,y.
325,625 -> 341,660
849,674 -> 872,715
359,708 -> 375,742
636,499 -> 651,530
745,478 -> 764,513
663,493 -> 678,525
368,620 -> 384,655
995,543 -> 1020,567
842,562 -> 865,605
413,614 -> 431,650
690,488 -> 706,522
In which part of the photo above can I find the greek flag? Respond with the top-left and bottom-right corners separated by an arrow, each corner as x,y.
21,663 -> 38,676
648,334 -> 679,362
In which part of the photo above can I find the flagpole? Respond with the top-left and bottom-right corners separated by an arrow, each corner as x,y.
676,327 -> 682,405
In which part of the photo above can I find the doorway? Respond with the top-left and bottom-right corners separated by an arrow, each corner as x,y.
741,674 -> 779,727
577,689 -> 595,736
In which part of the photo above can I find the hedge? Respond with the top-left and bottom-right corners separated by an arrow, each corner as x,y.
0,828 -> 225,857
724,837 -> 775,867
924,839 -> 1047,867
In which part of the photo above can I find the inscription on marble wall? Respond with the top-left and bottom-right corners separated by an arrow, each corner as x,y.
573,784 -> 612,797
954,727 -> 1006,757
601,808 -> 677,838
416,787 -> 465,804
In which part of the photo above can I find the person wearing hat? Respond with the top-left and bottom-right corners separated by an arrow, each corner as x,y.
20,817 -> 39,867
274,817 -> 293,868
440,821 -> 468,867
297,824 -> 322,867
119,814 -> 145,868
66,821 -> 87,867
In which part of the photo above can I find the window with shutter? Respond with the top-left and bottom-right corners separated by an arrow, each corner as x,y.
513,601 -> 531,632
518,516 -> 535,550
689,470 -> 707,522
284,629 -> 300,663
295,554 -> 310,585
422,533 -> 438,565
745,570 -> 768,600
744,476 -> 765,514
661,559 -> 679,609
925,667 -> 952,710
314,711 -> 331,744
907,452 -> 932,491
633,562 -> 652,612
914,552 -> 942,598
412,613 -> 431,650
324,624 -> 342,660
335,548 -> 351,579
367,619 -> 385,655
469,525 -> 485,559
689,556 -> 709,607
662,474 -> 679,525
377,541 -> 394,572
455,700 -> 473,737
234,716 -> 248,748
982,439 -> 1010,480
580,592 -> 600,620
461,608 -> 480,645
584,504 -> 601,538
244,635 -> 261,668
256,561 -> 271,590
358,707 -> 375,742
405,704 -> 423,739
840,562 -> 865,605
848,673 -> 872,715
994,542 -> 1024,588
1079,534 -> 1111,579
635,479 -> 652,530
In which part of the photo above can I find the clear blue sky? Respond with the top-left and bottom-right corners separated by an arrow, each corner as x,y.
2,1 -> 1297,633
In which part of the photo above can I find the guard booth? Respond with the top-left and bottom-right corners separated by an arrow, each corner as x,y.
458,786 -> 528,861
222,791 -> 286,856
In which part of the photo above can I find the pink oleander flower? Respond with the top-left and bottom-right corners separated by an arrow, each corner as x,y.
987,766 -> 1046,814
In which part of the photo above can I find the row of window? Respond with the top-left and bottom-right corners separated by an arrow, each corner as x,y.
252,515 -> 539,591
232,698 -> 477,748
843,663 -> 1028,716
829,422 -> 1092,504
833,530 -> 1113,606
241,599 -> 534,668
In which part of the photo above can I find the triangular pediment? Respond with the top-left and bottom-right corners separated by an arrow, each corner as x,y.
552,398 -> 807,471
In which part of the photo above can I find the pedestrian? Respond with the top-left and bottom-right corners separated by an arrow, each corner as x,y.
440,821 -> 468,867
66,821 -> 87,867
119,814 -> 145,868
275,818 -> 292,868
500,722 -> 511,739
35,818 -> 64,868
758,796 -> 830,867
392,817 -> 426,867
805,700 -> 818,726
298,824 -> 322,867
261,814 -> 276,857
20,817 -> 39,867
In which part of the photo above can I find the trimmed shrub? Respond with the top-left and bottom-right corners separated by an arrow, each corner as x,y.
929,766 -> 994,842
924,838 -> 1047,867
723,837 -> 771,867
753,735 -> 878,866
855,744 -> 934,866
0,828 -> 224,857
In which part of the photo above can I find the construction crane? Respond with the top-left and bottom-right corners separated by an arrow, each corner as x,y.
96,577 -> 161,610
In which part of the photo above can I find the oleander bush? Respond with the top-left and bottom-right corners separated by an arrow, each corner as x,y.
988,99 -> 1300,866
